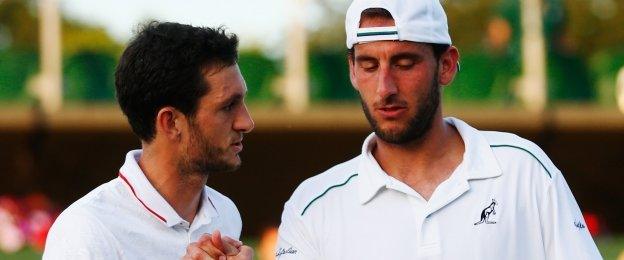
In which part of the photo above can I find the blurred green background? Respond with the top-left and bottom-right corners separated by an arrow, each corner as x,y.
1,0 -> 623,105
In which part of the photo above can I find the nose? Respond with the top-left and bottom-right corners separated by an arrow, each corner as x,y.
234,103 -> 254,134
377,65 -> 398,99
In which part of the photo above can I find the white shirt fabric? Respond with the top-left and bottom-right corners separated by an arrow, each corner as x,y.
43,150 -> 242,260
276,117 -> 601,260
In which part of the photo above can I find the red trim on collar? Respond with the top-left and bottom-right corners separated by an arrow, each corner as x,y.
118,172 -> 167,223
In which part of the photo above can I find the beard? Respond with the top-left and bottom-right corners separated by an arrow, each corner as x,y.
361,74 -> 441,145
178,120 -> 241,176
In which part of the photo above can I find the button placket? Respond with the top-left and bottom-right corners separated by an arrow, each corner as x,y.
407,195 -> 428,255
418,216 -> 442,257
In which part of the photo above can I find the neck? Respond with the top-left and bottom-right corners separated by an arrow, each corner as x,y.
138,145 -> 208,223
372,115 -> 464,200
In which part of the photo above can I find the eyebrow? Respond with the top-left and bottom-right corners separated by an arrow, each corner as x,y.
389,52 -> 422,63
354,55 -> 378,63
219,93 -> 243,107
354,52 -> 423,64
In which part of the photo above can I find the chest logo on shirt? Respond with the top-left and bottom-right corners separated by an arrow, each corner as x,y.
474,199 -> 497,225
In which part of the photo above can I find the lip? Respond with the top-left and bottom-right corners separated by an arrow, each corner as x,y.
231,142 -> 243,153
376,106 -> 407,119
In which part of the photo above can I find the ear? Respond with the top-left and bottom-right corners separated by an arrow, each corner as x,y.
348,53 -> 359,91
154,106 -> 186,142
438,46 -> 460,86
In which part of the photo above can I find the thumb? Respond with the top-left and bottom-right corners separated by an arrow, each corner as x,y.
211,230 -> 224,251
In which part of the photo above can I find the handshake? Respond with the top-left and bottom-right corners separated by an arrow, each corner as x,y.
182,231 -> 253,260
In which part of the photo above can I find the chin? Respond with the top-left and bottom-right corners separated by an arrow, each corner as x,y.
226,156 -> 242,170
374,126 -> 413,144
379,124 -> 408,136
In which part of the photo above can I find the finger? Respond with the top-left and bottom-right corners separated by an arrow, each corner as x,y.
211,230 -> 224,251
211,231 -> 239,256
198,233 -> 211,243
184,243 -> 211,260
196,240 -> 226,259
222,236 -> 243,248
196,233 -> 213,250
220,239 -> 241,256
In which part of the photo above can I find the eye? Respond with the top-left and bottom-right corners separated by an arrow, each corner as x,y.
223,102 -> 236,111
359,60 -> 378,72
395,58 -> 415,69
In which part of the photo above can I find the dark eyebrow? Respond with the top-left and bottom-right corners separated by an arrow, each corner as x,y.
220,93 -> 243,106
390,52 -> 422,63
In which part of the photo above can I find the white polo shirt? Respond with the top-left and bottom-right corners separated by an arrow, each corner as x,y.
43,150 -> 242,260
276,117 -> 601,260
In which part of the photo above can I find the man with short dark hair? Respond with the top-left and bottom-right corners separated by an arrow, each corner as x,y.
43,22 -> 253,259
275,0 -> 601,259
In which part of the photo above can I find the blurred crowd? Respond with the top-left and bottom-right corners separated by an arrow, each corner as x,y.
0,194 -> 57,253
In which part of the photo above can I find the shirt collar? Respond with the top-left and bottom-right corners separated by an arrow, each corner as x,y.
446,117 -> 502,180
357,134 -> 391,204
118,149 -> 219,228
356,117 -> 502,204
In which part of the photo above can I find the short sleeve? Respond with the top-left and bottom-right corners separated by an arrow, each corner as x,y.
43,209 -> 119,260
275,202 -> 319,260
539,171 -> 602,259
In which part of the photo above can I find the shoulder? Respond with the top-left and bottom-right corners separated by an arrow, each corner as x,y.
48,180 -> 122,234
286,156 -> 361,216
44,181 -> 120,258
204,186 -> 240,218
204,186 -> 242,236
50,179 -> 121,230
482,130 -> 559,180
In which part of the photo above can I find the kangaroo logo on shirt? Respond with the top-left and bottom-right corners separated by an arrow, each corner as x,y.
474,199 -> 497,225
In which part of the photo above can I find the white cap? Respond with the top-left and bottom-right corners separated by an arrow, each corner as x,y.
345,0 -> 452,48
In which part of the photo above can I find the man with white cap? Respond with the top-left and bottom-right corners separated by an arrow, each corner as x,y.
275,0 -> 601,259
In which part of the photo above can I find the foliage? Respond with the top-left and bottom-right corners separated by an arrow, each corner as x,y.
63,51 -> 116,101
2,0 -> 624,104
309,50 -> 356,101
238,51 -> 279,101
0,49 -> 38,100
0,0 -> 38,51
0,0 -> 122,101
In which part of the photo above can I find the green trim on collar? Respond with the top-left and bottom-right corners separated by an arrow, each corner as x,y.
357,31 -> 398,37
490,145 -> 552,178
301,174 -> 359,216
